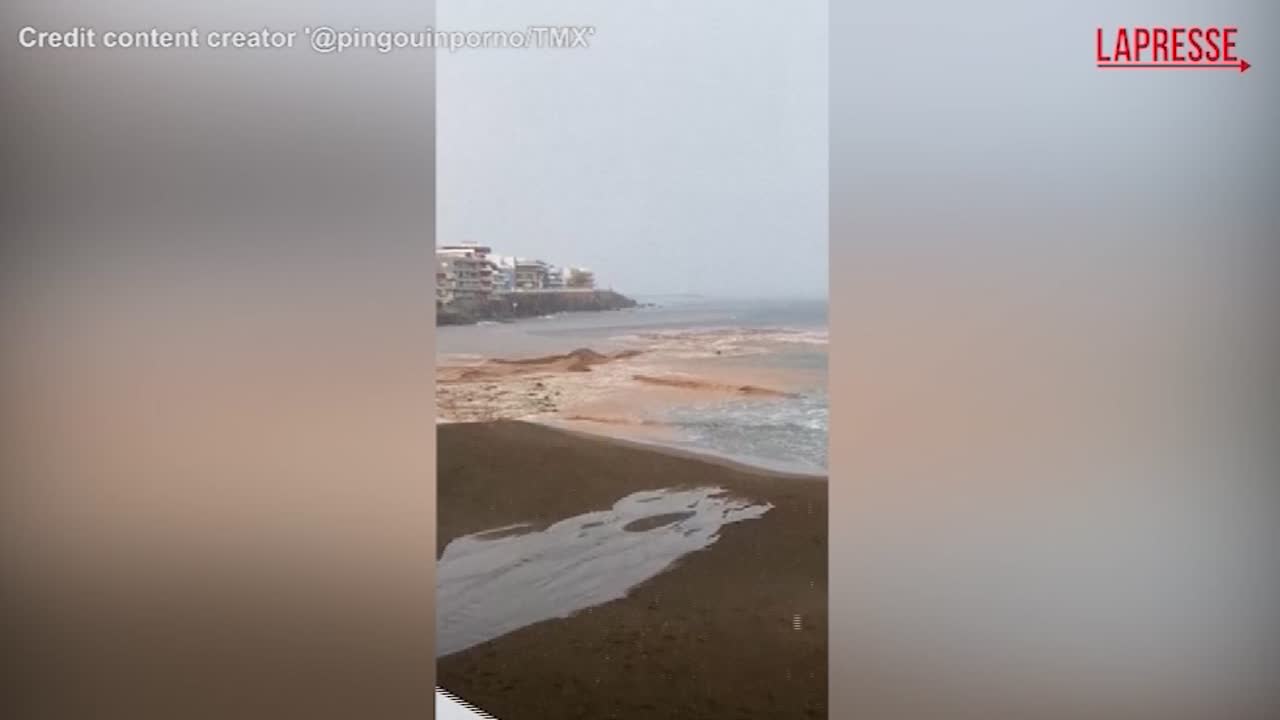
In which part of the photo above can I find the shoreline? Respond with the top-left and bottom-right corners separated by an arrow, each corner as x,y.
539,417 -> 827,479
436,420 -> 827,719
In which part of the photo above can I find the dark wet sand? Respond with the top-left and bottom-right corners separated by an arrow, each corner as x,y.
438,420 -> 827,720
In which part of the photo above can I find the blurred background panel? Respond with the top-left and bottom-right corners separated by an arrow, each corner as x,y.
1,2 -> 436,718
830,1 -> 1280,718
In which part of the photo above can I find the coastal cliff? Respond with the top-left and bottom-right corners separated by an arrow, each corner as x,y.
437,289 -> 638,326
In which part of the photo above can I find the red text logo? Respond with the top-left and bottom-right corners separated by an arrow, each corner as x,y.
1096,26 -> 1250,73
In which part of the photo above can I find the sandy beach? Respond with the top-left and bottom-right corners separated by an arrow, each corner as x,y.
437,420 -> 827,719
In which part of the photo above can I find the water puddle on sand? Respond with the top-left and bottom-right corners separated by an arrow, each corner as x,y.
436,486 -> 772,657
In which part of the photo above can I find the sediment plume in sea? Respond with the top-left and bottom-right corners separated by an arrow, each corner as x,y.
436,345 -> 798,426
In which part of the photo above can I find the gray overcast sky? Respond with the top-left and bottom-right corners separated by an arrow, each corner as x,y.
438,0 -> 827,298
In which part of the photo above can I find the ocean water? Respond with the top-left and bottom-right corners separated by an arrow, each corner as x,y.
663,384 -> 829,474
438,297 -> 829,474
436,486 -> 772,657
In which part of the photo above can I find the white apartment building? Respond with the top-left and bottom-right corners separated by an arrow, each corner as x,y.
489,255 -> 517,292
566,266 -> 595,289
513,258 -> 549,291
544,265 -> 566,289
438,243 -> 599,299
437,243 -> 496,302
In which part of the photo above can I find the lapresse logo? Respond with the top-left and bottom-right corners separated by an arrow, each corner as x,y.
1096,26 -> 1251,73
